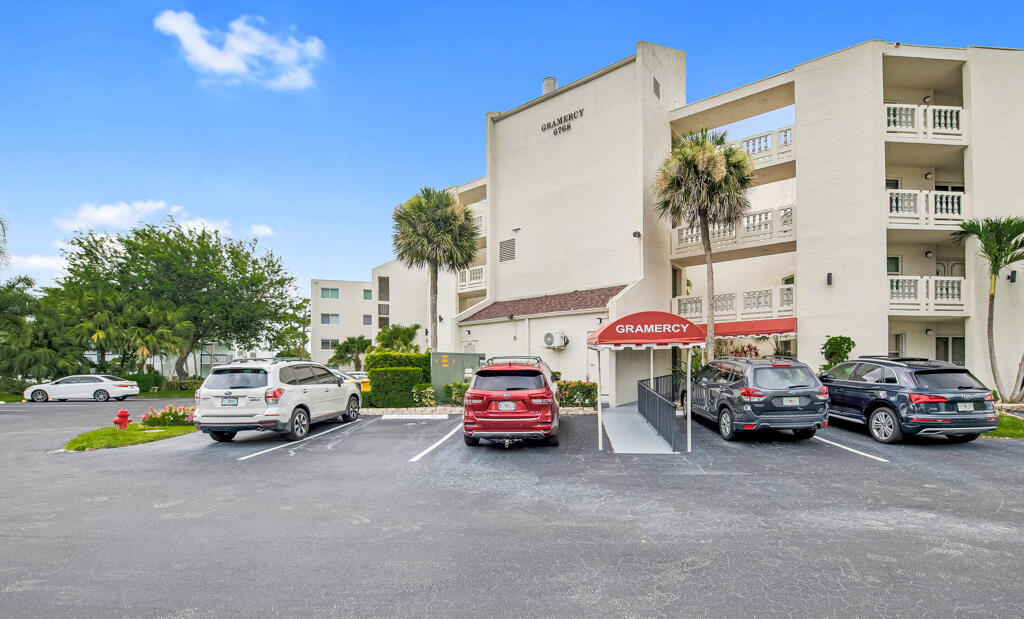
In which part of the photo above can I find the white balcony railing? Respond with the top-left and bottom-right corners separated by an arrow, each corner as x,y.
888,276 -> 968,314
735,126 -> 794,168
458,266 -> 485,292
674,285 -> 795,323
674,206 -> 795,256
886,189 -> 967,228
884,104 -> 964,140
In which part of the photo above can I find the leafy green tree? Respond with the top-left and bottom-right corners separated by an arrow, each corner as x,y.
124,303 -> 193,375
329,335 -> 372,370
368,323 -> 421,353
393,187 -> 479,351
270,298 -> 311,358
820,335 -> 856,371
0,288 -> 88,380
49,280 -> 130,369
952,217 -> 1024,399
61,220 -> 295,378
655,129 -> 753,359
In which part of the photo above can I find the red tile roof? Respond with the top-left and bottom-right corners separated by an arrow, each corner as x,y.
461,285 -> 627,322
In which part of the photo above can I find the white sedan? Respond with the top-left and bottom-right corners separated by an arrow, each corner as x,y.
24,375 -> 140,402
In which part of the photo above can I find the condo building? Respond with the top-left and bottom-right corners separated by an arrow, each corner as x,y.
311,40 -> 1024,405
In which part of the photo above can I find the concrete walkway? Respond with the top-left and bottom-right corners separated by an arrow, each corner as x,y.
602,402 -> 675,454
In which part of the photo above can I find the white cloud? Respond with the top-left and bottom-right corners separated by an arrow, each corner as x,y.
154,10 -> 325,90
10,255 -> 66,270
249,223 -> 274,237
55,200 -> 171,231
181,218 -> 232,235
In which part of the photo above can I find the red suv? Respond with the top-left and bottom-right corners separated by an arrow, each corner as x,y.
463,357 -> 560,447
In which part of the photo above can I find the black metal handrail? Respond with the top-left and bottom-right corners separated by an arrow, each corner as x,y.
638,376 -> 679,451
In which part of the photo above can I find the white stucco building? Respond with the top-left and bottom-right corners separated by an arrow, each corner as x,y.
312,40 -> 1024,403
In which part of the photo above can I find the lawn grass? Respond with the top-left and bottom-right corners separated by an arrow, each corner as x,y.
0,394 -> 25,402
136,390 -> 196,399
64,423 -> 196,451
985,412 -> 1024,440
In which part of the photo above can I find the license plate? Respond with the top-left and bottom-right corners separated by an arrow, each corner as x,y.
221,397 -> 238,406
782,397 -> 800,406
957,402 -> 973,412
498,401 -> 516,411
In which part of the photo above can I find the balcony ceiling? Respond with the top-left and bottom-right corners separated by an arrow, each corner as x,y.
887,228 -> 959,245
885,141 -> 964,167
883,56 -> 963,95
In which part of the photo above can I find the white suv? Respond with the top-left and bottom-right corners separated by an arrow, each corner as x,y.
194,358 -> 361,442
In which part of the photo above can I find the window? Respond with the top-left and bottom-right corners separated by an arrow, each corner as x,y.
934,183 -> 965,192
935,336 -> 966,366
320,313 -> 339,325
782,275 -> 795,286
80,376 -> 102,383
378,304 -> 389,316
652,76 -> 661,99
854,364 -> 898,384
204,368 -> 268,389
914,369 -> 985,390
101,376 -> 126,382
695,365 -> 719,383
827,363 -> 858,380
378,317 -> 389,328
363,314 -> 372,326
885,178 -> 900,190
472,370 -> 545,391
363,289 -> 372,300
378,276 -> 390,302
321,287 -> 339,299
292,366 -> 318,385
320,339 -> 338,350
887,256 -> 902,275
752,367 -> 817,389
499,238 -> 516,262
311,366 -> 336,385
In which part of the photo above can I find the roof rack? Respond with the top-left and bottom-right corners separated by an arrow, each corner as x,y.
860,355 -> 931,362
763,354 -> 799,361
225,357 -> 305,365
484,355 -> 544,366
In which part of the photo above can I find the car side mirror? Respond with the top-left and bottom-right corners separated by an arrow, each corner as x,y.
338,377 -> 345,386
819,373 -> 834,381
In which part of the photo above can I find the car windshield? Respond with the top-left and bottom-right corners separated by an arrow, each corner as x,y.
914,370 -> 986,390
472,370 -> 545,391
752,366 -> 818,389
101,375 -> 125,381
204,368 -> 269,389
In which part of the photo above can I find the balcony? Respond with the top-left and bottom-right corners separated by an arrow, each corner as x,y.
674,285 -> 795,324
736,126 -> 793,168
888,276 -> 968,315
458,266 -> 485,293
472,215 -> 486,238
671,206 -> 795,265
884,104 -> 964,141
887,189 -> 966,229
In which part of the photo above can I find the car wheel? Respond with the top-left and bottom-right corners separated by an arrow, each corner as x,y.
792,428 -> 816,440
679,388 -> 687,407
341,395 -> 360,422
31,390 -> 48,402
718,409 -> 738,441
868,407 -> 904,444
93,390 -> 110,402
116,396 -> 126,401
546,432 -> 560,446
210,431 -> 236,442
286,407 -> 310,441
464,434 -> 480,446
947,433 -> 980,443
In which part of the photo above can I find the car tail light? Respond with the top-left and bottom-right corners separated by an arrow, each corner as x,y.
984,393 -> 995,402
265,388 -> 284,405
530,394 -> 553,404
115,383 -> 132,388
740,387 -> 764,401
195,390 -> 201,401
464,395 -> 484,405
910,393 -> 947,404
816,386 -> 829,398
910,417 -> 950,423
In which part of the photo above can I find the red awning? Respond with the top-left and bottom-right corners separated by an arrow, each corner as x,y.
713,318 -> 797,339
587,311 -> 706,350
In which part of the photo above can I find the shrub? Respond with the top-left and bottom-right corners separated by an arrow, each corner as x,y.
412,383 -> 438,407
126,373 -> 165,393
443,382 -> 470,405
0,377 -> 30,395
550,370 -> 562,382
164,379 -> 204,392
365,352 -> 430,382
820,335 -> 856,371
139,405 -> 196,427
557,380 -> 598,407
362,390 -> 374,408
728,343 -> 761,358
367,367 -> 423,408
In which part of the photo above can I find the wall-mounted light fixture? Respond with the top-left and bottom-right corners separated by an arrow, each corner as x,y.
826,272 -> 833,286
632,231 -> 642,238
596,317 -> 603,324
923,95 -> 932,104
924,172 -> 934,180
507,314 -> 514,320
925,250 -> 935,259
925,328 -> 935,336
1009,271 -> 1018,283
465,329 -> 471,335
438,315 -> 444,323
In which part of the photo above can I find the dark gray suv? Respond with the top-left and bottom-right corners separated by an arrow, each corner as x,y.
682,357 -> 829,441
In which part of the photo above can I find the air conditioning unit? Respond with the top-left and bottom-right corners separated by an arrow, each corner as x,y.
543,331 -> 568,349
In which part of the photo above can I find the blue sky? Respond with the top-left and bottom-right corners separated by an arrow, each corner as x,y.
1,1 -> 1021,294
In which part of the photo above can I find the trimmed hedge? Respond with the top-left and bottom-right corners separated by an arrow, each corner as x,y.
367,367 -> 422,408
165,379 -> 204,392
556,380 -> 597,407
443,382 -> 470,405
412,383 -> 437,407
0,377 -> 31,395
365,352 -> 430,382
126,373 -> 165,393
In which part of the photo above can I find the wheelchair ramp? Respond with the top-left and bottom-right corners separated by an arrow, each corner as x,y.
602,403 -> 675,454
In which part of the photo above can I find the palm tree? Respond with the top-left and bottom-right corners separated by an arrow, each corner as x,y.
952,217 -> 1024,399
0,213 -> 8,264
125,304 -> 193,375
330,335 -> 372,370
655,129 -> 753,358
365,323 -> 422,354
393,187 -> 479,351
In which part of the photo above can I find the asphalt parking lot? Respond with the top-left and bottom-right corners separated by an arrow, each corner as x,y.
2,399 -> 1024,617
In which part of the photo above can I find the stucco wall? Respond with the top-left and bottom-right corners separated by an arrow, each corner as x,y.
309,279 -> 375,367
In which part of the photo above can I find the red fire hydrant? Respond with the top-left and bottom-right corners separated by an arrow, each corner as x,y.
112,409 -> 132,430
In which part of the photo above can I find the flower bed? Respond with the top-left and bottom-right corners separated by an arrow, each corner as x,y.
140,405 -> 196,427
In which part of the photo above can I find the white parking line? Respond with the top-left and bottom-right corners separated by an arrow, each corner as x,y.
237,420 -> 364,461
813,435 -> 890,463
409,423 -> 461,462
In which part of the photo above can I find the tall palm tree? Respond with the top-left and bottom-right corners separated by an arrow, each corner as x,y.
655,129 -> 753,358
952,217 -> 1024,399
393,187 -> 479,351
330,335 -> 372,371
0,213 -> 8,265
